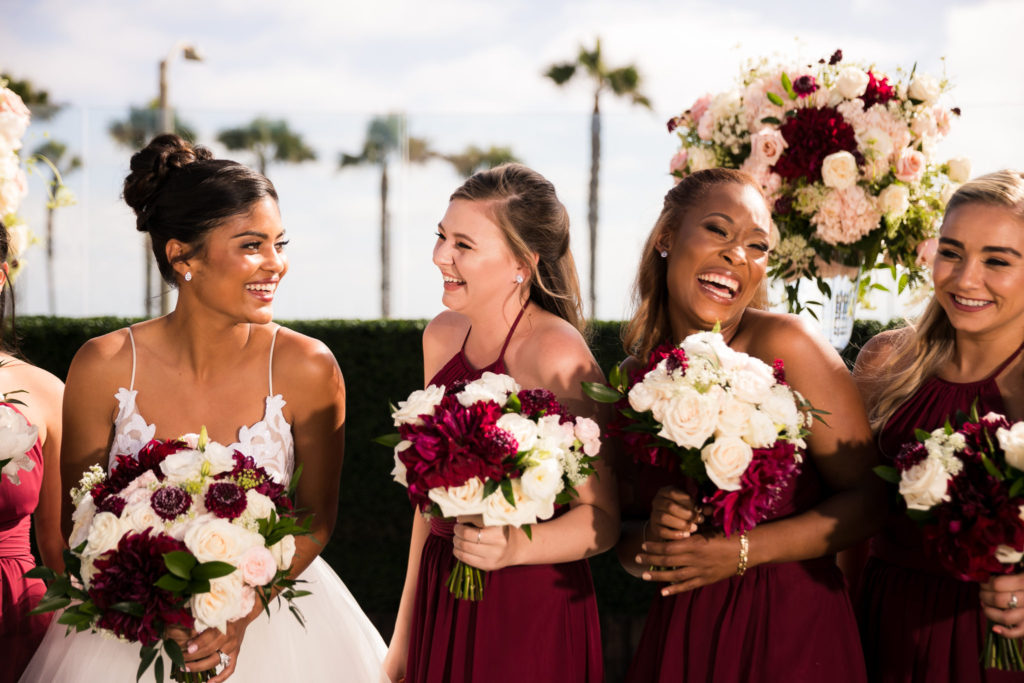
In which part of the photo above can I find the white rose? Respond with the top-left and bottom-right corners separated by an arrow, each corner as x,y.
899,457 -> 951,510
996,545 -> 1024,565
244,490 -> 275,520
191,572 -> 245,634
908,74 -> 941,105
681,331 -> 725,360
496,413 -> 538,452
998,423 -> 1024,471
941,182 -> 960,207
878,184 -> 910,218
628,380 -> 661,414
201,442 -> 237,476
760,385 -> 801,430
715,397 -> 754,439
821,151 -> 859,190
160,449 -> 204,482
573,417 -> 602,457
701,436 -> 754,491
0,405 -> 39,484
686,146 -> 716,173
428,477 -> 487,518
457,372 -> 520,407
237,545 -> 278,586
184,518 -> 262,564
729,364 -> 775,405
392,385 -> 446,426
391,442 -> 410,487
84,511 -> 126,558
482,479 -> 541,526
69,493 -> 97,549
835,66 -> 870,99
268,535 -> 297,571
520,459 -> 564,504
744,410 -> 780,449
123,501 -> 163,534
657,387 -> 719,450
534,414 -> 574,448
947,157 -> 971,184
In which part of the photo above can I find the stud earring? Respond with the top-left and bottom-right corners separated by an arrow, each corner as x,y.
515,274 -> 524,284
659,250 -> 668,258
184,271 -> 192,282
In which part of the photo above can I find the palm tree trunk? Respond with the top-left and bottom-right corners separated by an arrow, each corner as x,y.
380,162 -> 390,319
45,202 -> 55,314
588,94 -> 601,319
144,242 -> 154,318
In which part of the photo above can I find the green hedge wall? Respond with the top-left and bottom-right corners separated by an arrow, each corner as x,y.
15,316 -> 899,637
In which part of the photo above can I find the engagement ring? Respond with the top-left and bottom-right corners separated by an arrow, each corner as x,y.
217,650 -> 231,670
1009,593 -> 1019,609
476,529 -> 482,543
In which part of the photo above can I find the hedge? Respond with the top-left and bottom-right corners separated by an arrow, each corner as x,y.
16,316 -> 899,647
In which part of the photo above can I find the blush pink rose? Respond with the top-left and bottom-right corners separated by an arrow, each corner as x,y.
749,127 -> 787,166
669,149 -> 688,175
238,545 -> 278,586
894,149 -> 926,183
916,237 -> 938,268
689,94 -> 712,127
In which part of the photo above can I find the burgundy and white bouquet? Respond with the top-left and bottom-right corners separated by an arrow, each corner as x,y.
585,331 -> 814,536
28,427 -> 311,683
378,372 -> 601,600
877,409 -> 1024,670
0,402 -> 39,485
667,49 -> 964,310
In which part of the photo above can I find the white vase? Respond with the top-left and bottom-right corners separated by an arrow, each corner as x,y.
820,272 -> 859,352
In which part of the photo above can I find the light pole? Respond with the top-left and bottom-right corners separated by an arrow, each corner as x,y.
147,42 -> 203,317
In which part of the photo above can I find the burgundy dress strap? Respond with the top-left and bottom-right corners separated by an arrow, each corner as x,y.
495,303 -> 528,365
429,305 -> 528,387
987,338 -> 1024,380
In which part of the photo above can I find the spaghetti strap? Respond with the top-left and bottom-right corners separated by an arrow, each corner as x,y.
126,327 -> 137,391
269,326 -> 280,396
496,304 -> 528,362
990,338 -> 1024,380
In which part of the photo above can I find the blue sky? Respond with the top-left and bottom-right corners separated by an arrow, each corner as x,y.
2,0 -> 1022,320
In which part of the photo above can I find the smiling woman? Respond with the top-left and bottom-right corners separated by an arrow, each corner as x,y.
19,135 -> 387,683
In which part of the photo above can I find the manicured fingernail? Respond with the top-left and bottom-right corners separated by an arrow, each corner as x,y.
642,572 -> 651,581
641,543 -> 648,552
661,589 -> 669,596
188,643 -> 198,654
635,554 -> 643,563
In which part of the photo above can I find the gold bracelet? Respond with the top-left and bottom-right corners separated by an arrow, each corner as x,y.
737,532 -> 749,576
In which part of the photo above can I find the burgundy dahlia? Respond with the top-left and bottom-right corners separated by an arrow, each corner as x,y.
772,106 -> 859,183
88,530 -> 194,645
205,481 -> 248,519
792,75 -> 819,98
150,486 -> 192,520
861,71 -> 897,109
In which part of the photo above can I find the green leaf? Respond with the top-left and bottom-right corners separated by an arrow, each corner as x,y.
898,273 -> 910,294
56,610 -> 93,628
162,551 -> 196,579
766,91 -> 785,107
914,428 -> 932,442
482,479 -> 499,499
154,574 -> 189,593
137,646 -> 159,683
505,393 -> 521,412
28,595 -> 70,615
874,465 -> 900,484
981,454 -> 1004,481
111,601 -> 144,617
780,72 -> 797,99
374,433 -> 401,448
192,561 -> 236,581
906,508 -> 934,523
522,523 -> 533,541
760,116 -> 782,125
163,637 -> 185,667
500,479 -> 516,507
286,462 -> 304,500
581,381 -> 622,403
187,579 -> 211,595
153,653 -> 164,683
24,566 -> 57,581
1009,478 -> 1024,499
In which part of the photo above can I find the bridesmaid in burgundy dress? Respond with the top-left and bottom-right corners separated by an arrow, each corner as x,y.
854,170 -> 1024,682
0,221 -> 65,683
618,168 -> 884,682
383,164 -> 617,683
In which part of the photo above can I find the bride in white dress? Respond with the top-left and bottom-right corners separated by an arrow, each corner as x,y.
20,135 -> 386,682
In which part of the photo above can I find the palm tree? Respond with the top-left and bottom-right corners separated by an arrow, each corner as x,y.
442,144 -> 520,179
216,118 -> 316,177
31,140 -> 81,314
339,114 -> 432,319
545,38 -> 652,317
108,103 -> 197,317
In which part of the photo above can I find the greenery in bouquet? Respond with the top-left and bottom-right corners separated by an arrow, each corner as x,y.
666,49 -> 966,312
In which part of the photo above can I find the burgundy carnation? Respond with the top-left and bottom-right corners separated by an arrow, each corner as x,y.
205,482 -> 248,519
792,75 -> 819,98
772,106 -> 859,183
772,359 -> 787,385
150,486 -> 192,520
893,441 -> 928,471
664,348 -> 689,375
517,388 -> 573,424
97,495 -> 126,516
89,530 -> 194,645
861,71 -> 896,109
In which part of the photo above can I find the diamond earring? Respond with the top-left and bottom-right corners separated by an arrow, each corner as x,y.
184,271 -> 192,282
659,250 -> 668,258
515,274 -> 524,284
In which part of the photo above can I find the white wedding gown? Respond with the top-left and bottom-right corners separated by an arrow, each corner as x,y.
20,328 -> 387,682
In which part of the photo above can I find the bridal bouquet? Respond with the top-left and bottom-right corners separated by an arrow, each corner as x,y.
378,372 -> 601,600
28,428 -> 312,683
877,408 -> 1024,670
0,402 -> 39,485
585,331 -> 814,536
667,48 -> 965,310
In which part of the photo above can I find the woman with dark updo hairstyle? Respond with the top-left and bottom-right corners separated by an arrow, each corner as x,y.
383,163 -> 617,683
0,219 -> 65,683
20,135 -> 386,683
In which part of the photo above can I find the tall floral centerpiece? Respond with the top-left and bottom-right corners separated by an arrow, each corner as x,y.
667,49 -> 966,349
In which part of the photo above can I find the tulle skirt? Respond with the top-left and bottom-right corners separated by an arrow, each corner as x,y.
19,556 -> 387,683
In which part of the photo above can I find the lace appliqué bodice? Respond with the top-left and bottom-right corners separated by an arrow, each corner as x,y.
109,389 -> 295,484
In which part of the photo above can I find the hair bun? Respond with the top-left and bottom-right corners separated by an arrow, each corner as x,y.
123,134 -> 213,231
